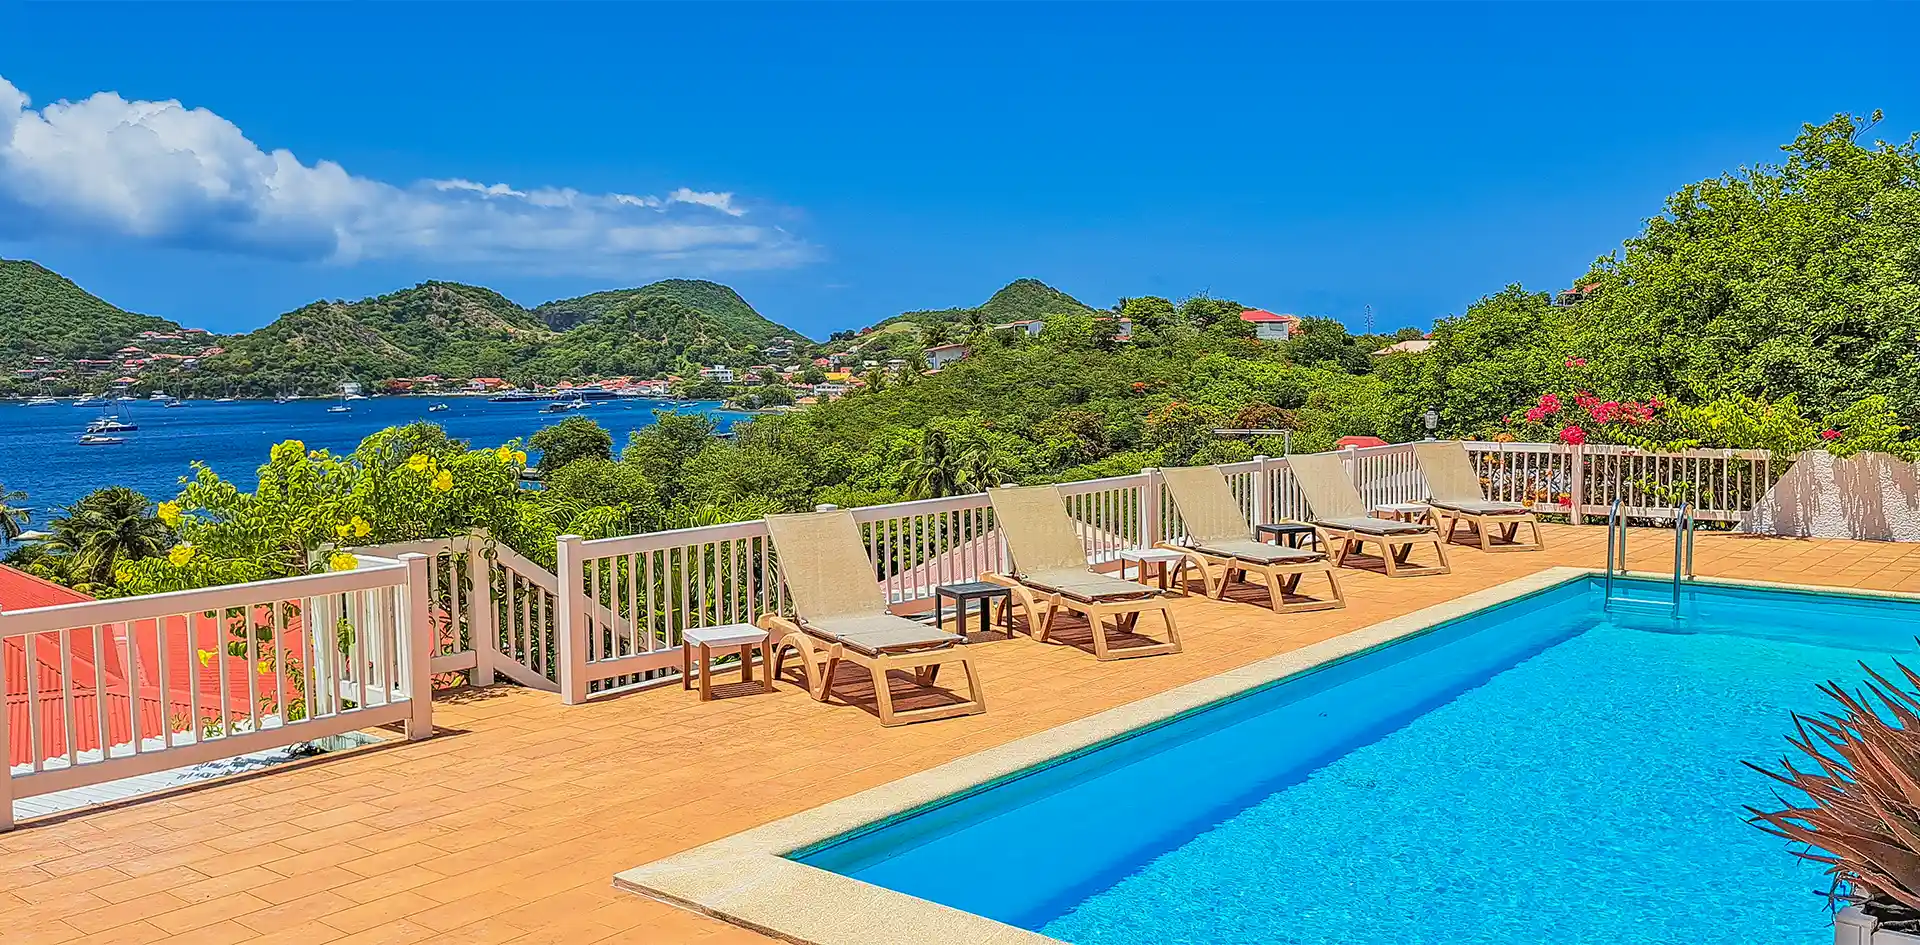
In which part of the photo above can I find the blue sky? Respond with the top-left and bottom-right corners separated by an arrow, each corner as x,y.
0,3 -> 1911,339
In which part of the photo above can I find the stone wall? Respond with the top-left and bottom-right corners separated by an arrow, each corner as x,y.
1742,450 -> 1920,541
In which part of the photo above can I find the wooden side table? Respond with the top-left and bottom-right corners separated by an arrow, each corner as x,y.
682,623 -> 772,701
1256,522 -> 1321,550
1117,547 -> 1191,592
934,581 -> 1012,639
1371,503 -> 1433,525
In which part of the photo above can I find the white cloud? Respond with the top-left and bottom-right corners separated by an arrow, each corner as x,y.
0,75 -> 807,273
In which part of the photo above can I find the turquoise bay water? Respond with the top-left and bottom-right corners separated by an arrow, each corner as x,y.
799,579 -> 1907,945
0,397 -> 750,518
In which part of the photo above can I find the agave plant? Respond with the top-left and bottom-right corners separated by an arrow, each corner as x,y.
1748,659 -> 1920,927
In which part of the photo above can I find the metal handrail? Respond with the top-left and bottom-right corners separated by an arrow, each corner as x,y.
1672,501 -> 1693,609
1604,499 -> 1624,605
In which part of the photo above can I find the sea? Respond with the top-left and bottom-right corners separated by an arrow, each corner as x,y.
0,396 -> 752,523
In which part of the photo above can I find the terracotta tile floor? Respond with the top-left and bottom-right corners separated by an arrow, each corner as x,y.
8,525 -> 1920,944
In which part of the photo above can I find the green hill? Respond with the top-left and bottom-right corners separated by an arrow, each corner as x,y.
195,282 -> 553,394
0,259 -> 184,362
525,280 -> 807,378
832,278 -> 1099,359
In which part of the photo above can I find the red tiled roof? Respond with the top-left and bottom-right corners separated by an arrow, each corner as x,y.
1335,435 -> 1390,448
0,565 -> 92,611
1239,309 -> 1301,323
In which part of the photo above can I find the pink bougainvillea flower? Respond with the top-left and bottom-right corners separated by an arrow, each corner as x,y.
1558,424 -> 1588,445
1535,393 -> 1562,416
1564,357 -> 1588,368
1647,397 -> 1662,409
1821,429 -> 1842,440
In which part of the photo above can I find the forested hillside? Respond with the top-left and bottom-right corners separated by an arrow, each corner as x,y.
0,259 -> 185,362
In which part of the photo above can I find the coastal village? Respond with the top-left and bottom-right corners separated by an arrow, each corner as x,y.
4,307 -> 1415,406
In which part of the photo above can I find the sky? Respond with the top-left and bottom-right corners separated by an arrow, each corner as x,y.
0,2 -> 1913,340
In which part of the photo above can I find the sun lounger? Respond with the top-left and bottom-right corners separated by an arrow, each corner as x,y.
983,485 -> 1181,661
760,511 -> 985,726
1285,452 -> 1451,577
1412,441 -> 1546,552
1156,465 -> 1344,613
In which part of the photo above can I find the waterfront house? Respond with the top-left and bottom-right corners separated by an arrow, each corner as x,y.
699,365 -> 736,384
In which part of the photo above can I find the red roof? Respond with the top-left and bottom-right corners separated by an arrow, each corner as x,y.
1335,435 -> 1390,449
0,564 -> 92,612
3,573 -> 309,767
1239,309 -> 1302,323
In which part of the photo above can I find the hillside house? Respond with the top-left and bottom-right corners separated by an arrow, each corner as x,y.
698,366 -> 736,384
995,319 -> 1045,337
1239,309 -> 1302,341
926,342 -> 970,370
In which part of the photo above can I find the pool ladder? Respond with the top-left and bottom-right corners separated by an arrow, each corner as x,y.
1603,499 -> 1696,612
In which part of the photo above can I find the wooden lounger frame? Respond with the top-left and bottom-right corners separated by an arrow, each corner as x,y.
1152,538 -> 1345,613
979,573 -> 1181,661
759,615 -> 986,727
1319,522 -> 1452,578
1431,506 -> 1547,553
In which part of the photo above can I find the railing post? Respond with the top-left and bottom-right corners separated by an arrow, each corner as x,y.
1,656 -> 13,830
1140,468 -> 1162,547
1251,456 -> 1270,524
556,534 -> 589,705
1568,444 -> 1586,526
465,533 -> 496,688
1342,445 -> 1359,486
400,553 -> 435,741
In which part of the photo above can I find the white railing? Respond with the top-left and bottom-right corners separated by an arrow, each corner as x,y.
1460,441 -> 1771,523
2,555 -> 434,829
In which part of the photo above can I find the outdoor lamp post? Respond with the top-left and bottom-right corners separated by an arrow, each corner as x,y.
1422,409 -> 1440,439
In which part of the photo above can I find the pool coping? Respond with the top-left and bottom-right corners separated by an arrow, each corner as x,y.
611,567 -> 1913,944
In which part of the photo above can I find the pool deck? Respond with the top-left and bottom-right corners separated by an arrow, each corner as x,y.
8,525 -> 1920,944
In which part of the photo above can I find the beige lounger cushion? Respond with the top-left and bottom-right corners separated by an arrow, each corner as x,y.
1158,466 -> 1256,544
801,613 -> 963,655
1317,515 -> 1434,535
1019,568 -> 1160,602
988,485 -> 1099,574
1191,539 -> 1322,564
1429,498 -> 1529,515
1283,452 -> 1372,521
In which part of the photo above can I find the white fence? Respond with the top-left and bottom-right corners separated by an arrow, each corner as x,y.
544,441 -> 1774,703
2,554 -> 435,829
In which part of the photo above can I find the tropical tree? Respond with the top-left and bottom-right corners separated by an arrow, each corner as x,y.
43,487 -> 174,590
907,428 -> 967,499
530,415 -> 614,474
0,481 -> 28,542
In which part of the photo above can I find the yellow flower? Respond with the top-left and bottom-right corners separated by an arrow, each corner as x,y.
513,451 -> 528,465
350,515 -> 371,538
334,522 -> 352,538
432,470 -> 454,492
328,551 -> 359,572
406,453 -> 432,473
168,543 -> 195,566
156,501 -> 182,527
496,445 -> 513,462
197,648 -> 215,667
256,659 -> 273,675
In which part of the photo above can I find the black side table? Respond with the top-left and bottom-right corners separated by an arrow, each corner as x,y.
934,581 -> 1013,639
1256,522 -> 1321,550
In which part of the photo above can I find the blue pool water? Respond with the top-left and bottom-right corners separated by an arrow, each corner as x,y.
794,577 -> 1911,944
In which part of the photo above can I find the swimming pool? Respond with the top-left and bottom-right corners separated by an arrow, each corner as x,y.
789,575 -> 1902,944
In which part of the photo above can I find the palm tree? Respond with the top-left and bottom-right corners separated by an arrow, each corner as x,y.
961,440 -> 1013,491
0,482 -> 28,542
44,487 -> 174,587
907,429 -> 967,499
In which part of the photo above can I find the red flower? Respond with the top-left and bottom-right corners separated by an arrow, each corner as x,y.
1558,424 -> 1588,445
1564,357 -> 1588,368
1534,393 -> 1562,416
1821,429 -> 1842,440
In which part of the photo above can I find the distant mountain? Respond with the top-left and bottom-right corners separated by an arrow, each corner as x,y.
977,278 -> 1098,323
0,259 -> 185,362
199,282 -> 553,393
835,278 -> 1099,360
